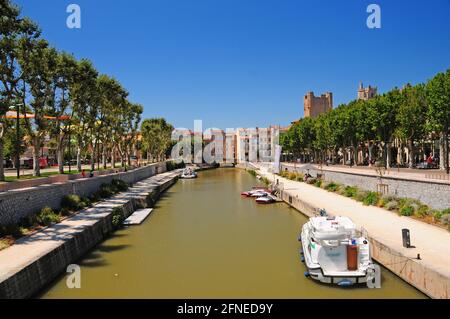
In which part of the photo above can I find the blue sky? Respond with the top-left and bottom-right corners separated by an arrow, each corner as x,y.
14,0 -> 450,129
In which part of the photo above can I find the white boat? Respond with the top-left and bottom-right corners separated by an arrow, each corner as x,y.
255,195 -> 276,204
249,190 -> 270,198
180,168 -> 198,179
300,215 -> 376,286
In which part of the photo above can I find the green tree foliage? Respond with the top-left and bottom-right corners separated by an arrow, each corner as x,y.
282,72 -> 450,171
0,1 -> 148,177
141,118 -> 174,162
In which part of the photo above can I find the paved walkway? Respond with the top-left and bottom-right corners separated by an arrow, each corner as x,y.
0,170 -> 180,283
258,166 -> 450,279
282,162 -> 450,184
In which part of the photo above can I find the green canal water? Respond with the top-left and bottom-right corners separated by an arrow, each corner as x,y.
40,169 -> 425,299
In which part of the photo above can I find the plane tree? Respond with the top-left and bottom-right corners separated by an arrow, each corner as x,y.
0,0 -> 40,180
426,70 -> 450,173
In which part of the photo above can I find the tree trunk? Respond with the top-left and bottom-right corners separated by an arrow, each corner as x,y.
33,139 -> 41,177
386,142 -> 392,169
77,146 -> 82,172
102,146 -> 107,169
444,128 -> 449,174
439,134 -> 445,171
408,139 -> 414,169
0,138 -> 5,182
368,142 -> 374,167
91,148 -> 95,171
112,146 -> 116,169
57,135 -> 64,174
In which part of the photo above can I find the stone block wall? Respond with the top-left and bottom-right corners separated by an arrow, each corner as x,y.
281,164 -> 450,210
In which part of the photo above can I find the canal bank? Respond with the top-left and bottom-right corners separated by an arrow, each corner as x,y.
0,169 -> 180,299
40,168 -> 424,299
253,166 -> 449,299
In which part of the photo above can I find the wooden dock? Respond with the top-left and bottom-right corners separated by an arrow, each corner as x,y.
123,208 -> 154,225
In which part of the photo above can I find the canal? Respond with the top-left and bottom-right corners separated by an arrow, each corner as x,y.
40,168 -> 425,298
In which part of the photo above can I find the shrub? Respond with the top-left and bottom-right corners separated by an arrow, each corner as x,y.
355,190 -> 369,202
379,195 -> 399,207
248,170 -> 257,177
398,198 -> 421,215
166,160 -> 185,171
324,182 -> 340,192
61,194 -> 82,211
385,200 -> 399,211
111,207 -> 125,229
80,197 -> 91,208
441,208 -> 450,216
343,186 -> 358,198
441,214 -> 450,226
36,207 -> 60,226
415,205 -> 431,218
0,224 -> 21,238
60,207 -> 71,217
313,179 -> 322,187
280,171 -> 289,178
261,177 -> 270,186
112,179 -> 129,192
363,192 -> 379,206
98,183 -> 116,198
20,215 -> 38,228
400,205 -> 414,217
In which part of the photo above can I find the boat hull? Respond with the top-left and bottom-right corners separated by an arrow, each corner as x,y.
300,221 -> 374,287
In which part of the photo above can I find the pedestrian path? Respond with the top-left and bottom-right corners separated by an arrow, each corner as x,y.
259,168 -> 450,279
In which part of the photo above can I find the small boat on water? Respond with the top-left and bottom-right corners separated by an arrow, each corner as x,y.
300,215 -> 376,286
180,168 -> 198,179
240,187 -> 271,197
255,194 -> 277,204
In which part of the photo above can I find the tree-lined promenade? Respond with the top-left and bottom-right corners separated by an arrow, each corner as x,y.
0,0 -> 174,182
281,71 -> 450,173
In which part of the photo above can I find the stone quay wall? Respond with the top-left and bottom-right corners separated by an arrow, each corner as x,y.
281,164 -> 450,210
0,163 -> 167,226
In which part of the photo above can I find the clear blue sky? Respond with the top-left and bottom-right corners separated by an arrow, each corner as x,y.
14,0 -> 450,129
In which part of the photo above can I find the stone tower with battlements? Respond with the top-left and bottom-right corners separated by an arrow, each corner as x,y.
304,91 -> 333,118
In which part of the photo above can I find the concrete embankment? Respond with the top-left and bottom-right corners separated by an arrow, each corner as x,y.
252,167 -> 449,299
0,169 -> 180,299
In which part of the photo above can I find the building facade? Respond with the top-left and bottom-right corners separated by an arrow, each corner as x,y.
357,82 -> 378,101
304,91 -> 333,118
